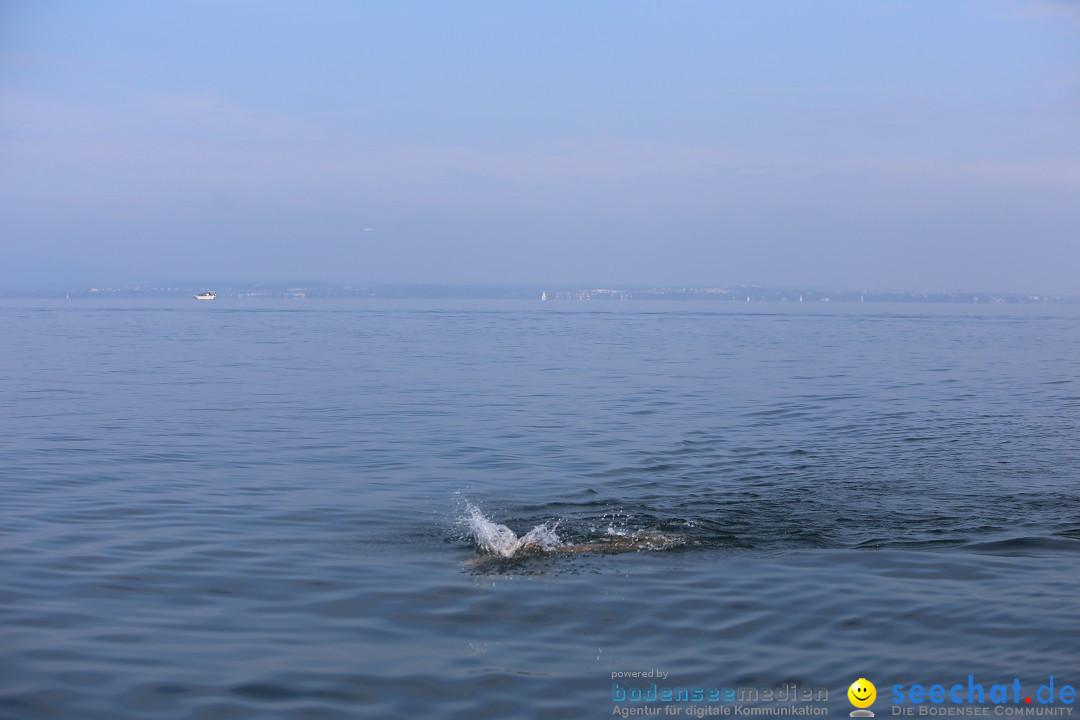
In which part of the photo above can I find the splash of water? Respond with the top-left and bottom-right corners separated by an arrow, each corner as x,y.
602,526 -> 685,551
465,504 -> 562,557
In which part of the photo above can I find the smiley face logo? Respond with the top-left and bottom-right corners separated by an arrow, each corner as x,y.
848,678 -> 876,713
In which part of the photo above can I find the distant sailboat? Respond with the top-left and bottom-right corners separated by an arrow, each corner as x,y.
541,291 -> 548,301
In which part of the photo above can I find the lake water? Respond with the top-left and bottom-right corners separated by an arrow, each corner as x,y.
2,299 -> 1079,719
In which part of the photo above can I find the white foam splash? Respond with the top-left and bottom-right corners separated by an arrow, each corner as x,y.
603,526 -> 684,551
465,504 -> 562,557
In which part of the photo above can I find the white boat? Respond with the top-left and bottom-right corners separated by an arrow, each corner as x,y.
194,291 -> 216,301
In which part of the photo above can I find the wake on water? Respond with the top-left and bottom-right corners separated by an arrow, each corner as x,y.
463,503 -> 692,559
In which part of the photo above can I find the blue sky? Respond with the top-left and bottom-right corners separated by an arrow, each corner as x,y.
2,0 -> 1079,291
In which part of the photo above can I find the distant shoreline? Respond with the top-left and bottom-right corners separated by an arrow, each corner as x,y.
0,283 -> 1075,304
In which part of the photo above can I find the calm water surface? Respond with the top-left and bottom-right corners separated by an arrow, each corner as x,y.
2,299 -> 1079,719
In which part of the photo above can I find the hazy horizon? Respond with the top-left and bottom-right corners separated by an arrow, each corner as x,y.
1,251 -> 1079,298
1,266 -> 1075,302
3,2 -> 1079,293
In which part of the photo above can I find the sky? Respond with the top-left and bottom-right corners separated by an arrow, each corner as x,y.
1,0 -> 1079,292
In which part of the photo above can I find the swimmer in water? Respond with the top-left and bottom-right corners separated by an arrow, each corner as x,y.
463,504 -> 691,563
520,532 -> 686,555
